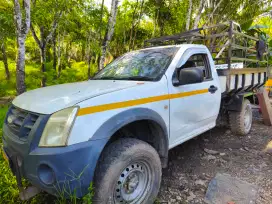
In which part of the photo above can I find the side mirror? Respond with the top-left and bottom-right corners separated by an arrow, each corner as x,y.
174,67 -> 204,86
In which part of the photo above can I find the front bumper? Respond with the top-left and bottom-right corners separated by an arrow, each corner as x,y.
2,123 -> 108,197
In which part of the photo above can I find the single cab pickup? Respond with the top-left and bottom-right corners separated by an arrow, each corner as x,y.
2,44 -> 267,203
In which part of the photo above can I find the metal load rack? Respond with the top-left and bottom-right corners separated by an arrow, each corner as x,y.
145,21 -> 270,93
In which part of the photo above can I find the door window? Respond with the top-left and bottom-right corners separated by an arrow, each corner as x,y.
180,54 -> 212,81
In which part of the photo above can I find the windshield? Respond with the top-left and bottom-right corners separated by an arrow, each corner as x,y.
93,47 -> 179,81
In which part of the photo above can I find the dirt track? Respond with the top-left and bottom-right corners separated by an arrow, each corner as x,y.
158,115 -> 272,203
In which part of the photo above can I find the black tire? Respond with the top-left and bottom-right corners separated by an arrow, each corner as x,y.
229,99 -> 253,136
93,138 -> 162,204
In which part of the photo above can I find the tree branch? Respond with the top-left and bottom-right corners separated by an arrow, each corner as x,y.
98,0 -> 105,43
32,0 -> 36,6
45,11 -> 63,45
208,0 -> 223,22
185,0 -> 192,30
30,24 -> 41,48
193,0 -> 205,29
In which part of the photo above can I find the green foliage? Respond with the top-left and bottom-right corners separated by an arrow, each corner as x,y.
0,0 -> 14,40
0,60 -> 97,97
82,183 -> 94,204
1,0 -> 271,69
0,105 -> 18,203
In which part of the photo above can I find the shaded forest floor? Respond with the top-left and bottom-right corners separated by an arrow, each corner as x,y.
158,114 -> 272,203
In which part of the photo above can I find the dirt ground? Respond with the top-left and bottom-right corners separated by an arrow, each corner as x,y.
158,111 -> 272,204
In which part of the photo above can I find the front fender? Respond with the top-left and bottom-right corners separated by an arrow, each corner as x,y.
90,107 -> 169,167
91,107 -> 168,141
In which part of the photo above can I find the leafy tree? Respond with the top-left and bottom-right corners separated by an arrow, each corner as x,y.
186,0 -> 192,30
0,1 -> 14,80
99,0 -> 119,70
30,0 -> 66,86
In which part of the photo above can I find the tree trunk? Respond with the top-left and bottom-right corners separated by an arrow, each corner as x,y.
13,0 -> 31,95
57,32 -> 62,78
156,0 -> 165,36
188,0 -> 205,44
67,41 -> 72,68
186,0 -> 192,30
128,0 -> 139,51
99,0 -> 119,71
193,0 -> 205,29
87,56 -> 91,79
30,12 -> 61,84
99,0 -> 105,44
87,31 -> 92,79
16,38 -> 27,94
1,42 -> 10,80
132,0 -> 144,50
40,47 -> 46,87
52,31 -> 57,70
81,43 -> 85,61
153,10 -> 159,36
208,0 -> 223,24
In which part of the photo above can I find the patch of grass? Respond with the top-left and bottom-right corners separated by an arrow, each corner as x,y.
0,105 -> 19,203
0,60 -> 97,97
0,105 -> 8,124
0,105 -> 30,203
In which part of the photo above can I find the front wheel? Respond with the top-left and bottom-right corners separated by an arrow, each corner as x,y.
93,138 -> 162,204
229,99 -> 253,135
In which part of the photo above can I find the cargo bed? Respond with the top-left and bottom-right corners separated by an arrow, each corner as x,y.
217,68 -> 267,93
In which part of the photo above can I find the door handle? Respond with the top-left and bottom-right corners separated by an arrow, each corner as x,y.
208,85 -> 218,94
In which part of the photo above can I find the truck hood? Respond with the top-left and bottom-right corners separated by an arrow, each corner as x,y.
13,80 -> 140,114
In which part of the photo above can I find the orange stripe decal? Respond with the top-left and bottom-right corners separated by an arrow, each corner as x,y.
77,89 -> 209,116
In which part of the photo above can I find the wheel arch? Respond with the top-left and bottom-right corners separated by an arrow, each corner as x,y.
91,108 -> 169,167
223,92 -> 253,112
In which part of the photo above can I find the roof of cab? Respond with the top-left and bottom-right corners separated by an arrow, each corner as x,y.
140,44 -> 207,51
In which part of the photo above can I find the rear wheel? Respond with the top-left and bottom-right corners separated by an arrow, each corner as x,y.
229,99 -> 252,135
93,138 -> 162,204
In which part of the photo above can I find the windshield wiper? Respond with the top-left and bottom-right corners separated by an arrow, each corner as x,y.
93,76 -> 155,81
123,76 -> 154,81
93,77 -> 118,80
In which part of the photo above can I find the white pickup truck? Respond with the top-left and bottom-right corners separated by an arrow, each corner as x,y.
2,44 -> 268,203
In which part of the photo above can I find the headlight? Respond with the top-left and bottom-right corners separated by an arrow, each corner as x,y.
39,106 -> 79,147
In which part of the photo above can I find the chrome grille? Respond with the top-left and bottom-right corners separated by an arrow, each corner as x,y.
6,106 -> 40,138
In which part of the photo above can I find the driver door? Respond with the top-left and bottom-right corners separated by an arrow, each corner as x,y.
168,49 -> 221,148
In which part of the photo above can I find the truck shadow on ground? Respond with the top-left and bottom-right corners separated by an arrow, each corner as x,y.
158,120 -> 272,204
